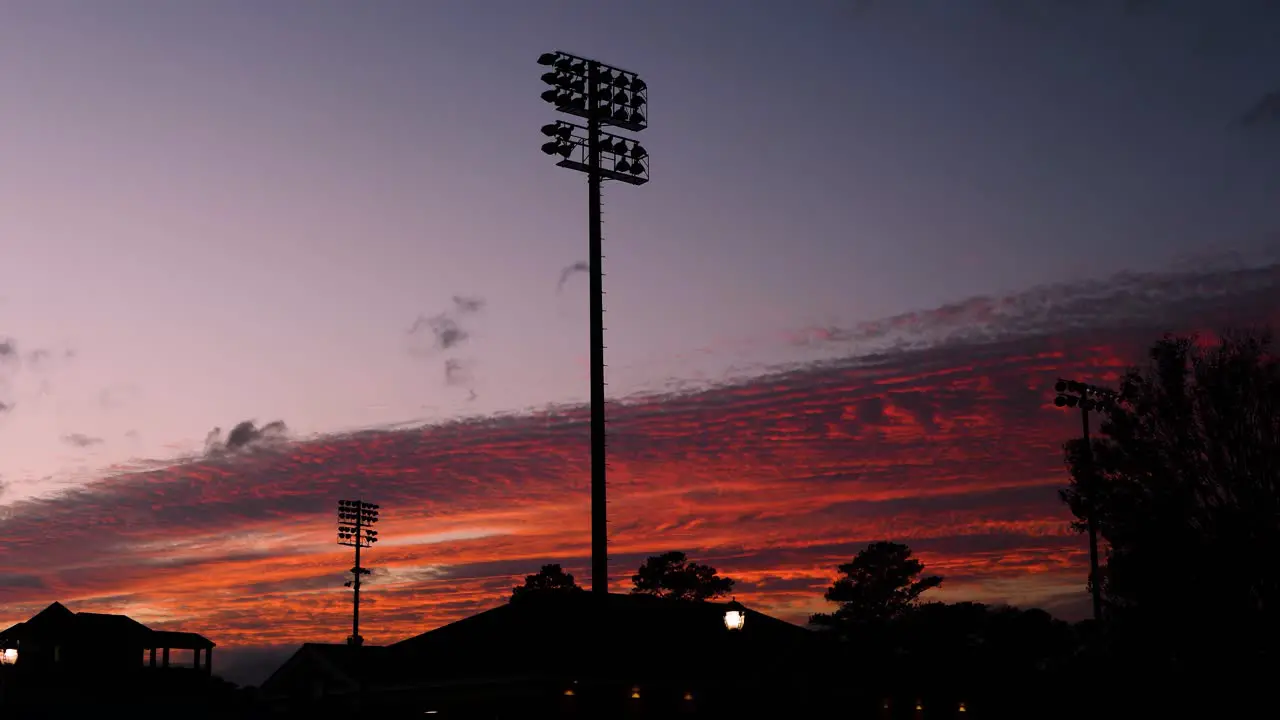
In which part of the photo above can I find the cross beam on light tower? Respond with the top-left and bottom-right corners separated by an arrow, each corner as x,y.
538,50 -> 649,596
337,499 -> 380,646
1052,378 -> 1120,623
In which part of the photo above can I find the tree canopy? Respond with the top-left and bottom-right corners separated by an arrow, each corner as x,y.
630,551 -> 735,601
810,541 -> 943,628
510,563 -> 583,603
1061,329 -> 1279,666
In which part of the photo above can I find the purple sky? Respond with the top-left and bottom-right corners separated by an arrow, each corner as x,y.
1,0 -> 1278,503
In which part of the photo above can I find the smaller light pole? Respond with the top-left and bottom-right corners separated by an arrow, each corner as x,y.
337,499 -> 380,646
1053,378 -> 1119,622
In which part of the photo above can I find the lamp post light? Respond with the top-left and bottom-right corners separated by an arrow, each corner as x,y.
723,599 -> 746,631
538,51 -> 649,597
1052,378 -> 1119,622
337,499 -> 380,647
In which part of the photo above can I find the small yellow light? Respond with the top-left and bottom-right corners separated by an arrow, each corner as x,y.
959,701 -> 967,712
631,686 -> 641,699
915,700 -> 923,711
683,692 -> 694,701
563,689 -> 575,696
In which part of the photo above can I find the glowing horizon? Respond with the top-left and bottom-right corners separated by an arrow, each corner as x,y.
5,259 -> 1280,687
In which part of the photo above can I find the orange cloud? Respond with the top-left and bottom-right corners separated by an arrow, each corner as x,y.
2,260 -> 1279,685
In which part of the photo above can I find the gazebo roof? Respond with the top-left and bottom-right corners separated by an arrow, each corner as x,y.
0,602 -> 215,649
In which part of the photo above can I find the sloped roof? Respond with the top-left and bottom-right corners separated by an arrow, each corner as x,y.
0,602 -> 215,648
0,602 -> 77,645
259,643 -> 393,698
22,601 -> 76,634
151,630 -> 215,649
74,612 -> 154,644
377,593 -> 821,689
302,643 -> 393,680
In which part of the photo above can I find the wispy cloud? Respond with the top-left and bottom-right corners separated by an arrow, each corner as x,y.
407,295 -> 486,353
62,434 -> 104,448
444,358 -> 472,387
0,338 -> 17,416
787,263 -> 1280,357
407,295 -> 487,398
1241,91 -> 1280,130
557,261 -> 588,293
1,261 -> 1278,678
0,337 -> 76,419
204,420 -> 288,456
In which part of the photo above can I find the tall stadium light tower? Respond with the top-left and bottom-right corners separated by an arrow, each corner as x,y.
337,499 -> 380,646
538,51 -> 649,596
1053,379 -> 1119,622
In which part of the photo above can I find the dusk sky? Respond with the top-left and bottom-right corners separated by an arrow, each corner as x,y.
2,0 -> 1279,686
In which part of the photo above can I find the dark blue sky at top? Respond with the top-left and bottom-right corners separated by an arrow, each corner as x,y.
1,0 -> 1277,479
499,1 -> 1269,311
22,0 -> 1273,318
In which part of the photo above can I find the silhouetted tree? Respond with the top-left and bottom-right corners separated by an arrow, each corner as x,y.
809,541 -> 942,628
1061,329 -> 1279,673
510,563 -> 583,602
630,551 -> 735,601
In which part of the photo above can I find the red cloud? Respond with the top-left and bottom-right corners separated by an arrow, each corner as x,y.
2,260 -> 1279,685
0,333 -> 1175,645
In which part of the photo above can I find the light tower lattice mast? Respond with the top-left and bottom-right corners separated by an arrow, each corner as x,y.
337,499 -> 379,646
537,50 -> 649,596
1053,379 -> 1119,622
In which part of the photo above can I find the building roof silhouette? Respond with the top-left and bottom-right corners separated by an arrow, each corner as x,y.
386,591 -> 816,684
0,601 -> 214,650
261,592 -> 824,709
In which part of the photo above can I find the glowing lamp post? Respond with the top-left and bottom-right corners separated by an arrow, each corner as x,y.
1052,378 -> 1119,622
723,599 -> 746,631
538,50 -> 649,597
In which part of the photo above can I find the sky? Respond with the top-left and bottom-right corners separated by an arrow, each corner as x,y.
1,0 -> 1279,687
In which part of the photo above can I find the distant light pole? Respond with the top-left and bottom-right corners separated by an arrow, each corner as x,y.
537,50 -> 649,596
337,499 -> 380,646
1053,378 -> 1119,622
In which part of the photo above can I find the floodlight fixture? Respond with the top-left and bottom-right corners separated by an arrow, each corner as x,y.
539,120 -> 649,186
537,50 -> 649,133
1053,377 -> 1120,417
541,123 -> 572,140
